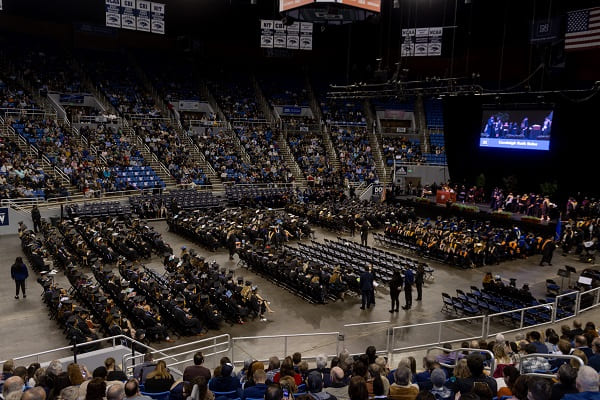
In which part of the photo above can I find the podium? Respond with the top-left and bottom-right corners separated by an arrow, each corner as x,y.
436,190 -> 456,204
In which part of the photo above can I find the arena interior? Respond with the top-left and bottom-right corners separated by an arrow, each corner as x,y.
1,1 -> 600,400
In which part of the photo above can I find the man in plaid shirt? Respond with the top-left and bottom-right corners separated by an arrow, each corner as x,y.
520,343 -> 551,373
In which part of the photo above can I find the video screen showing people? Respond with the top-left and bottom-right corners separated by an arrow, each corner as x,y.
479,109 -> 553,151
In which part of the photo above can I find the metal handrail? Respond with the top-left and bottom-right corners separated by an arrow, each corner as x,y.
391,315 -> 487,353
577,287 -> 600,313
486,302 -> 555,336
124,334 -> 231,371
517,354 -> 584,378
0,334 -> 159,366
231,332 -> 340,365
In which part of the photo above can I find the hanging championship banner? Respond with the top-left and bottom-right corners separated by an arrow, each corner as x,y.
0,1 -> 3,11
106,0 -> 121,28
428,26 -> 442,56
287,21 -> 300,49
121,0 -> 136,30
300,22 -> 313,50
150,2 -> 165,34
414,27 -> 429,56
260,19 -> 274,48
136,0 -> 151,32
402,27 -> 443,57
401,28 -> 415,57
273,20 -> 287,49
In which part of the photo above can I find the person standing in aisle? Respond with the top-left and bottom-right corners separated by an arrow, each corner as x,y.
389,270 -> 403,313
415,264 -> 425,301
402,268 -> 414,310
11,257 -> 29,299
31,205 -> 41,234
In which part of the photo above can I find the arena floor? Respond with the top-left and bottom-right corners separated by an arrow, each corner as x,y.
1,220 -> 599,369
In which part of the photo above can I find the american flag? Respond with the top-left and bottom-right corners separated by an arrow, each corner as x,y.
565,7 -> 600,51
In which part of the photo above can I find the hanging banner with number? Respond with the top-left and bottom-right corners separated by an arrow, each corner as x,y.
150,2 -> 165,34
260,19 -> 274,48
402,27 -> 442,57
136,0 -> 151,32
106,0 -> 121,28
121,0 -> 136,30
274,20 -> 287,48
300,22 -> 313,50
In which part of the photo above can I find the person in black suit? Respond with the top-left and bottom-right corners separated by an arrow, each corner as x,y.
389,270 -> 402,313
359,267 -> 374,310
415,265 -> 425,301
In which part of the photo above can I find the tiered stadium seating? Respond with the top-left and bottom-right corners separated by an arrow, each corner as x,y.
382,136 -> 423,165
331,126 -> 377,182
424,98 -> 444,129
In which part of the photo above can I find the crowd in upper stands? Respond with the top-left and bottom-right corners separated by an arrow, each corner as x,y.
382,136 -> 424,165
331,127 -> 377,184
2,318 -> 600,400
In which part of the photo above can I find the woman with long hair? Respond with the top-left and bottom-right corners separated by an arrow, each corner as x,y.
348,376 -> 369,400
67,364 -> 85,386
85,378 -> 106,400
145,360 -> 174,393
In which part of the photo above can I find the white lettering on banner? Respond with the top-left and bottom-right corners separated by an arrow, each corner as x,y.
287,21 -> 300,33
150,2 -> 165,34
136,0 -> 151,32
274,21 -> 285,31
260,19 -> 274,49
106,0 -> 121,28
300,22 -> 313,34
402,26 -> 443,57
121,0 -> 136,30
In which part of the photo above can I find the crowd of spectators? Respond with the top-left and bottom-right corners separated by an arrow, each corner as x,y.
0,137 -> 54,199
208,75 -> 264,121
83,53 -> 160,117
134,120 -> 209,186
234,124 -> 292,183
331,127 -> 377,184
0,76 -> 39,110
19,49 -> 83,94
288,132 -> 335,183
382,136 -> 424,165
322,99 -> 366,126
191,127 -> 252,184
3,320 -> 599,400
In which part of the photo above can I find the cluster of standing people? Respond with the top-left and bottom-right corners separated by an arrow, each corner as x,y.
359,265 -> 425,312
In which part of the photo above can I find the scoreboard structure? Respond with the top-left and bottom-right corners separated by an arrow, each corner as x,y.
280,0 -> 380,24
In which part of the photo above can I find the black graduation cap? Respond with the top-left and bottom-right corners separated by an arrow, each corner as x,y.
186,284 -> 195,291
62,299 -> 73,305
161,289 -> 170,297
111,310 -> 121,319
245,281 -> 252,286
133,295 -> 145,303
200,295 -> 209,303
175,296 -> 185,303
237,277 -> 244,285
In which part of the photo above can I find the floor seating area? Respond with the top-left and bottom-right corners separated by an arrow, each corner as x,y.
65,201 -> 132,218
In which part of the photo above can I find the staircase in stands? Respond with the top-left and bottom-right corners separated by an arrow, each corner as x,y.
304,77 -> 342,176
363,99 -> 389,184
277,130 -> 307,186
121,124 -> 177,187
128,56 -> 224,191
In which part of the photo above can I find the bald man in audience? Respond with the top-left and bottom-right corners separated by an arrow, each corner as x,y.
21,387 -> 46,400
107,383 -> 126,400
2,376 -> 24,400
564,366 -> 599,400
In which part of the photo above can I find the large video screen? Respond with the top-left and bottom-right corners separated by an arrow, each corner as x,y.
479,108 -> 553,151
280,0 -> 381,12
